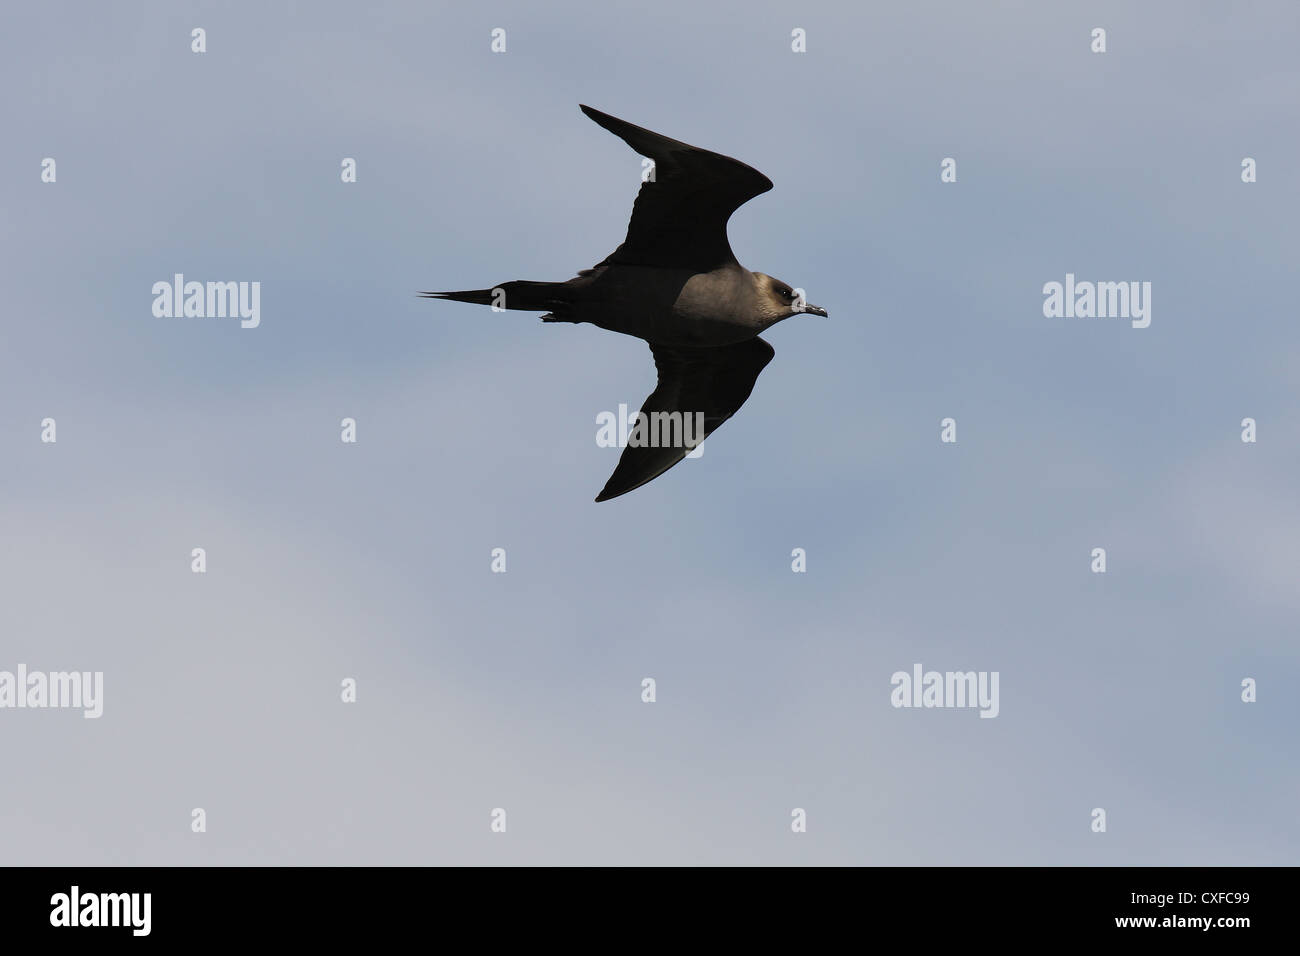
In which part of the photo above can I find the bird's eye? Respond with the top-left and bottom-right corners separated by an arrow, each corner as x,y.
782,288 -> 793,299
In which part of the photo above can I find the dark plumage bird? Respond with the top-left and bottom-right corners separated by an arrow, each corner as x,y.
423,105 -> 826,502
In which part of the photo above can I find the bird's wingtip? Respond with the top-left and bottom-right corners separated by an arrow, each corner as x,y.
594,483 -> 621,502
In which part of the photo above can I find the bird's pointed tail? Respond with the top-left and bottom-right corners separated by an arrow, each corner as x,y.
419,280 -> 570,314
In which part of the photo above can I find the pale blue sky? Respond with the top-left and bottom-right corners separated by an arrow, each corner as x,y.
1,0 -> 1297,864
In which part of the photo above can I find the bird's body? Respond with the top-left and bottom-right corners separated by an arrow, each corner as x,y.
424,105 -> 826,501
545,262 -> 775,347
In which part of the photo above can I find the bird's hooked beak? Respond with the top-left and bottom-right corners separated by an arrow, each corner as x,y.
800,303 -> 829,317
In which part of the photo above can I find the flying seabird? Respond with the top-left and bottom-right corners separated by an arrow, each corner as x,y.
423,105 -> 827,502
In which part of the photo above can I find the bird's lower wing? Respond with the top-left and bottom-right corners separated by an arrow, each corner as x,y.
595,337 -> 776,502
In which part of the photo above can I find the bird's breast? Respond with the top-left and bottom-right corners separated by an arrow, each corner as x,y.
576,264 -> 760,347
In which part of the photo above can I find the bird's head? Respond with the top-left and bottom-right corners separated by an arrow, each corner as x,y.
754,273 -> 829,324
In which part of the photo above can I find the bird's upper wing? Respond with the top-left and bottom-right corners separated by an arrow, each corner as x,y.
596,337 -> 776,502
581,105 -> 773,271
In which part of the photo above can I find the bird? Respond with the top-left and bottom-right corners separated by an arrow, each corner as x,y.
423,104 -> 827,502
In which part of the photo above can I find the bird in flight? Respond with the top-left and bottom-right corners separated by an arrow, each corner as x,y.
423,105 -> 827,502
